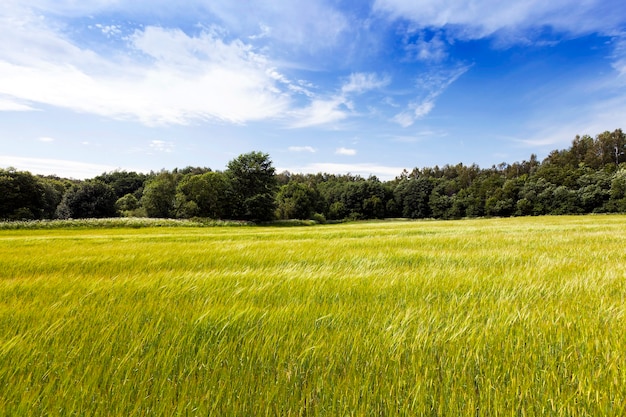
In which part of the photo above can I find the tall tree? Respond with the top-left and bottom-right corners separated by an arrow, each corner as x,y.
176,171 -> 231,219
394,176 -> 434,219
226,152 -> 278,221
56,181 -> 117,219
607,168 -> 626,212
0,168 -> 47,220
275,182 -> 323,220
141,171 -> 179,218
94,170 -> 149,200
38,176 -> 71,219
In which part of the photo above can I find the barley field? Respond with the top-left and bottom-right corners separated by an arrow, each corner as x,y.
1,216 -> 625,416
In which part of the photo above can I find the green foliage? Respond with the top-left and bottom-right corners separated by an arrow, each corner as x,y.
141,171 -> 179,218
115,193 -> 142,217
38,176 -> 69,218
576,170 -> 612,213
94,170 -> 149,199
428,178 -> 458,219
394,176 -> 434,218
327,200 -> 347,220
316,175 -> 393,220
311,212 -> 326,224
0,168 -> 48,220
275,182 -> 324,220
243,192 -> 276,222
3,128 -> 626,223
226,151 -> 277,221
176,171 -> 231,219
55,180 -> 117,219
608,168 -> 626,212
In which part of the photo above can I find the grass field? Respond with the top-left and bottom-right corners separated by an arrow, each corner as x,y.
1,216 -> 625,416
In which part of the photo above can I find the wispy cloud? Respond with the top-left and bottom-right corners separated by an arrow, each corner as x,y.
3,0 -> 624,179
279,162 -> 407,180
0,155 -> 118,179
0,6 -> 294,126
393,65 -> 469,127
38,137 -> 55,143
612,36 -> 626,77
288,146 -> 316,153
342,72 -> 390,94
518,92 -> 626,149
0,4 -> 398,130
92,23 -> 122,38
0,96 -> 36,111
248,24 -> 271,40
336,147 -> 357,156
386,130 -> 444,143
404,32 -> 448,62
289,96 -> 351,128
149,140 -> 175,153
202,1 -> 350,52
373,0 -> 625,41
289,72 -> 391,128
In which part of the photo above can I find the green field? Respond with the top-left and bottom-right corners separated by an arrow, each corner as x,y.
1,216 -> 625,416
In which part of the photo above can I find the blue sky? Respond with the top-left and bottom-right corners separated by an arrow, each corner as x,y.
1,0 -> 626,179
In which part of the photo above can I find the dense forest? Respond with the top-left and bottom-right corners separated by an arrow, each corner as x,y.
2,129 -> 626,222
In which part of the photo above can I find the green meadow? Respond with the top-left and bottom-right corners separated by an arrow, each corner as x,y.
1,216 -> 625,416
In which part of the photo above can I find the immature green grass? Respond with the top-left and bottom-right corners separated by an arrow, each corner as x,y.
1,216 -> 625,416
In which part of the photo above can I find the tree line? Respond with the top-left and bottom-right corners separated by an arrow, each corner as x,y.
2,129 -> 626,222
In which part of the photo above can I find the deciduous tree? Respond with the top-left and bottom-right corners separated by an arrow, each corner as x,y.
226,152 -> 277,221
141,171 -> 179,218
56,181 -> 117,219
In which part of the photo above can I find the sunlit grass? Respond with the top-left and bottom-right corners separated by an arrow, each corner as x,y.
1,216 -> 625,415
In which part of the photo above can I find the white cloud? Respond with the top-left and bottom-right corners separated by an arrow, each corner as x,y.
149,140 -> 174,153
614,59 -> 626,76
342,72 -> 390,94
373,0 -> 625,41
289,96 -> 350,128
288,72 -> 392,128
0,96 -> 35,111
393,100 -> 435,127
393,65 -> 469,127
93,23 -> 122,38
612,36 -> 626,77
519,92 -> 626,150
0,7 -> 294,126
0,4 -> 390,130
288,146 -> 316,153
336,147 -> 357,156
405,33 -> 448,62
249,24 -> 271,40
0,155 -> 118,179
22,0 -> 350,53
1,2 -> 487,133
13,0 -> 122,17
202,1 -> 349,51
413,100 -> 436,118
392,111 -> 416,128
386,130 -> 444,142
279,162 -> 407,180
38,136 -> 55,142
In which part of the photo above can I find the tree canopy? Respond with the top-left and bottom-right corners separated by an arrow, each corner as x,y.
226,151 -> 277,221
2,129 -> 626,222
56,181 -> 117,219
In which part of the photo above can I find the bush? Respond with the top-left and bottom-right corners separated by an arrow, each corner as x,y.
311,212 -> 326,224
